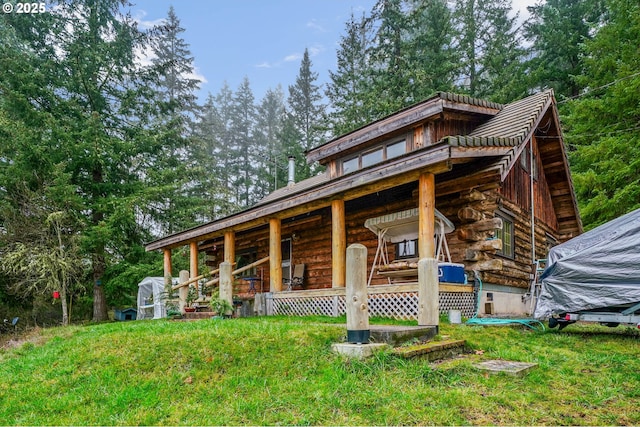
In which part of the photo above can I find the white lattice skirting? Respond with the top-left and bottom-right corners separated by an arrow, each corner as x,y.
271,291 -> 477,320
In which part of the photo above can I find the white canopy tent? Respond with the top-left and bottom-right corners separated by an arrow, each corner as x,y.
364,208 -> 455,286
137,277 -> 171,320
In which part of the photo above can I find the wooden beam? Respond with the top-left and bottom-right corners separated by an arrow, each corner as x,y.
224,231 -> 235,265
189,241 -> 198,290
418,172 -> 436,259
331,199 -> 346,288
269,218 -> 282,292
163,248 -> 172,289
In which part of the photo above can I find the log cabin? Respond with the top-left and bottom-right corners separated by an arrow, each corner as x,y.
145,89 -> 582,320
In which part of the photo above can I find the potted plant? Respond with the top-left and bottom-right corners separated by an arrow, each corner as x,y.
210,298 -> 233,318
184,286 -> 198,312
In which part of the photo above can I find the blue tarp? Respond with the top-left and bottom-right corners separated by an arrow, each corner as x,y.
534,208 -> 640,319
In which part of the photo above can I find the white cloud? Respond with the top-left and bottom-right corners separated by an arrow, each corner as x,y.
284,53 -> 303,62
306,19 -> 327,33
307,45 -> 323,57
132,9 -> 166,30
255,62 -> 273,69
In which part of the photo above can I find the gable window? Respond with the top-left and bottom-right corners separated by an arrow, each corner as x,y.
342,156 -> 358,174
361,148 -> 383,168
495,212 -> 515,258
340,138 -> 407,174
396,239 -> 418,260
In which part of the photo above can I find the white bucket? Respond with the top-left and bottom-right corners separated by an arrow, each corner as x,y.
448,309 -> 462,324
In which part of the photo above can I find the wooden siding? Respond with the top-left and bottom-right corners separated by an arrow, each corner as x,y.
500,139 -> 559,232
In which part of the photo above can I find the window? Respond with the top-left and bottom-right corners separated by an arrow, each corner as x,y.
396,239 -> 418,260
495,213 -> 514,258
340,138 -> 406,174
387,140 -> 405,159
235,248 -> 257,277
361,148 -> 383,168
342,156 -> 358,174
281,238 -> 292,283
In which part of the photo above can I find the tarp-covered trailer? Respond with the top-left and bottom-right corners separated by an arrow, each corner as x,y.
534,208 -> 640,329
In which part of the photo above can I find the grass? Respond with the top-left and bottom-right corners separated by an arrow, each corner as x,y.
0,316 -> 639,425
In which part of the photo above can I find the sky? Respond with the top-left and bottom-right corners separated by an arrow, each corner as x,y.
129,0 -> 534,103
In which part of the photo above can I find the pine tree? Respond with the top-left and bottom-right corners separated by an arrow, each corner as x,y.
563,0 -> 640,228
254,86 -> 287,196
453,0 -> 526,101
144,6 -> 205,235
405,0 -> 459,100
286,48 -> 327,178
367,0 -> 412,116
326,12 -> 375,136
524,0 -> 604,99
230,77 -> 257,208
1,0 -> 161,321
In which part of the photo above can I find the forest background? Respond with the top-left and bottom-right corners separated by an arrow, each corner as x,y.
0,0 -> 638,325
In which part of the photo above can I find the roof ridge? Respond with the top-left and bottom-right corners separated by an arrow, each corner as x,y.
436,91 -> 504,110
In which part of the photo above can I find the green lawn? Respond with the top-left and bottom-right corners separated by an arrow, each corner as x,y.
1,316 -> 638,425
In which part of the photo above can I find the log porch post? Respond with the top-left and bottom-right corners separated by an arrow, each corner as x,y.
224,230 -> 235,265
189,241 -> 199,290
163,248 -> 172,289
219,262 -> 233,314
418,172 -> 439,327
418,172 -> 436,259
269,218 -> 282,292
331,199 -> 346,288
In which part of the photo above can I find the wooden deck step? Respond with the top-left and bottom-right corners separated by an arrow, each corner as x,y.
393,339 -> 467,361
182,311 -> 214,320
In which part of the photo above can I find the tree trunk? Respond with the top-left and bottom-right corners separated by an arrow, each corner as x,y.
60,285 -> 69,326
92,251 -> 109,322
91,164 -> 109,322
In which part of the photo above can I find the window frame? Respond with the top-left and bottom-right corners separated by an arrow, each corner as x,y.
339,137 -> 407,175
495,211 -> 515,259
395,238 -> 418,260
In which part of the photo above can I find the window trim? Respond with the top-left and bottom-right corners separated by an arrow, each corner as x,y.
495,211 -> 515,259
339,137 -> 407,175
395,238 -> 418,260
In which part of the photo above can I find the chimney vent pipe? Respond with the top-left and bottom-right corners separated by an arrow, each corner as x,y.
287,156 -> 295,187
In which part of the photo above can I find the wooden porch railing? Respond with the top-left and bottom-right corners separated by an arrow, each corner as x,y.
171,263 -> 236,291
203,256 -> 270,288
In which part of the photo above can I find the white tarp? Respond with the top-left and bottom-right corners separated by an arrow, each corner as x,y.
534,207 -> 640,319
137,277 -> 169,320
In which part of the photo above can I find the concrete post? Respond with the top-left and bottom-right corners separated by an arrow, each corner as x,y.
418,258 -> 439,328
219,261 -> 233,315
346,243 -> 369,343
179,270 -> 189,313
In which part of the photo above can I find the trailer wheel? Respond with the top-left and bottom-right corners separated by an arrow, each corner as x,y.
548,317 -> 559,328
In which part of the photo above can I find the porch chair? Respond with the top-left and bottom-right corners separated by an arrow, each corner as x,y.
284,264 -> 305,291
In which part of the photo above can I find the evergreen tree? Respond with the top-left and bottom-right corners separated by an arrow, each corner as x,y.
453,0 -> 526,101
254,86 -> 287,196
326,12 -> 376,136
1,0 -> 160,321
563,0 -> 640,228
524,0 -> 604,99
286,48 -> 327,178
367,0 -> 412,116
142,6 -> 206,235
191,93 -> 238,220
405,0 -> 459,100
230,77 -> 257,207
